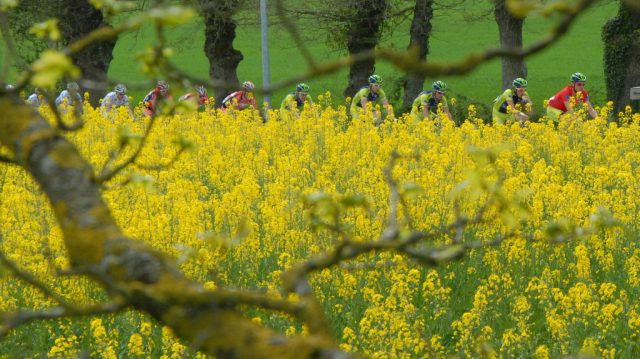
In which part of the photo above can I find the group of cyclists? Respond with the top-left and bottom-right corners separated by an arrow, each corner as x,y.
347,72 -> 597,126
21,71 -> 598,125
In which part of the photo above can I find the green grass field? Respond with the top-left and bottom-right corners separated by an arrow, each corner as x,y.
2,1 -> 620,115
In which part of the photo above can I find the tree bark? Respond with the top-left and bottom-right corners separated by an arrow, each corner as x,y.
58,0 -> 116,107
603,2 -> 640,114
200,0 -> 244,107
400,0 -> 434,113
343,0 -> 389,97
494,0 -> 526,91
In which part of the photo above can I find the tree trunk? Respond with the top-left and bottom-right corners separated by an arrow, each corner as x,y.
494,0 -> 526,90
200,0 -> 244,107
603,2 -> 640,114
400,0 -> 434,113
58,0 -> 116,107
343,0 -> 389,97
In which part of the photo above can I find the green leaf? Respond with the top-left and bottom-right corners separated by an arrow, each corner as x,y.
0,0 -> 18,11
117,126 -> 142,146
30,51 -> 80,89
146,6 -> 196,26
399,183 -> 423,200
340,193 -> 368,208
29,19 -> 61,41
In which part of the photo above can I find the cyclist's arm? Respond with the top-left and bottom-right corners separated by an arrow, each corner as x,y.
359,97 -> 368,109
522,96 -> 533,114
586,100 -> 598,119
563,99 -> 573,114
381,97 -> 391,113
422,101 -> 430,118
444,106 -> 454,122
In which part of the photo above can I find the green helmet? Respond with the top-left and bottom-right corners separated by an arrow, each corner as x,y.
512,78 -> 528,88
368,75 -> 383,84
571,72 -> 587,83
296,83 -> 310,93
432,80 -> 447,92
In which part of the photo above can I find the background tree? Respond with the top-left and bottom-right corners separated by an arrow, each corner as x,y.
343,0 -> 390,97
494,0 -> 526,90
199,0 -> 245,106
58,0 -> 117,106
602,0 -> 640,114
5,0 -> 117,106
400,0 -> 434,113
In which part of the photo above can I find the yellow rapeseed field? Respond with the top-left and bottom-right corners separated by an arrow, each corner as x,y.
1,97 -> 639,358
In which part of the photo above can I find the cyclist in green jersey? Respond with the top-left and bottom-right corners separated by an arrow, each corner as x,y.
281,83 -> 312,111
410,80 -> 453,122
492,77 -> 531,125
350,75 -> 391,125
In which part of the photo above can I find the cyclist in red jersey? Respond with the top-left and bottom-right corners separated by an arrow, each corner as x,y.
221,81 -> 257,112
143,80 -> 172,116
546,72 -> 597,121
179,85 -> 210,111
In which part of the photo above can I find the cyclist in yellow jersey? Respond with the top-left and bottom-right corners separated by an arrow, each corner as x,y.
492,78 -> 532,126
411,80 -> 453,122
350,74 -> 391,125
281,83 -> 312,111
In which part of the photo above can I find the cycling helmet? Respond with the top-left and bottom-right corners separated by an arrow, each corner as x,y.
67,82 -> 79,91
296,83 -> 310,93
512,78 -> 528,88
5,84 -> 14,91
368,75 -> 383,84
115,84 -> 127,94
433,80 -> 447,92
242,81 -> 255,91
196,85 -> 207,96
570,72 -> 587,83
156,80 -> 169,91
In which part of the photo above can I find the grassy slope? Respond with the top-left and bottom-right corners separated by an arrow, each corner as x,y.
2,1 -> 619,113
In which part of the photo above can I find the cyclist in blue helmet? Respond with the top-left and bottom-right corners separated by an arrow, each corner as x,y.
492,78 -> 532,126
281,83 -> 313,112
350,74 -> 392,125
547,72 -> 597,121
411,80 -> 454,122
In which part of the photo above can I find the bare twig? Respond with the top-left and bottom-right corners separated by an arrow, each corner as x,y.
96,115 -> 158,184
0,245 -> 71,307
274,0 -> 318,69
0,301 -> 126,338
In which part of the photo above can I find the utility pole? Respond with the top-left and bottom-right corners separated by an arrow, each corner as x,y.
260,0 -> 271,111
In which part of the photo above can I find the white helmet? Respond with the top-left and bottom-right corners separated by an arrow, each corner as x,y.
196,85 -> 207,96
5,84 -> 15,91
67,82 -> 79,90
242,81 -> 255,91
115,84 -> 127,94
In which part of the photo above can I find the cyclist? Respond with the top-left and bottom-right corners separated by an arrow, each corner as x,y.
221,81 -> 257,112
547,72 -> 598,121
26,87 -> 45,108
101,84 -> 133,117
280,83 -> 312,111
55,82 -> 83,114
179,85 -> 210,111
142,80 -> 172,116
350,74 -> 391,125
411,80 -> 454,122
492,78 -> 532,125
